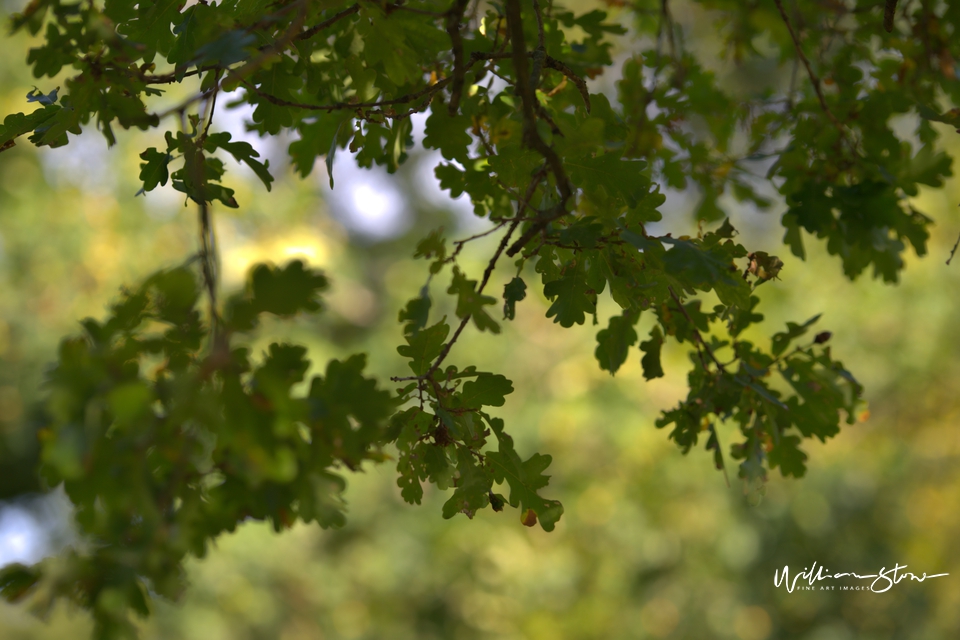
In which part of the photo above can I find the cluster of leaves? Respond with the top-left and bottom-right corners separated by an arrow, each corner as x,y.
0,260 -> 395,637
2,0 -> 959,636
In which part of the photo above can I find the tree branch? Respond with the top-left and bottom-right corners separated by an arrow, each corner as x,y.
419,167 -> 548,380
446,0 -> 471,115
503,0 -> 573,258
883,0 -> 899,32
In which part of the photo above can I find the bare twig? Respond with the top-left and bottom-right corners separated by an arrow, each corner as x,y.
947,231 -> 960,265
447,221 -> 509,264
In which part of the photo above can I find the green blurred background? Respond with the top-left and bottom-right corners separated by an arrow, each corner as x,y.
2,1 -> 960,638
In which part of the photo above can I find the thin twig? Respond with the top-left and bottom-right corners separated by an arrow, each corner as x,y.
544,55 -> 590,112
239,76 -> 452,112
421,168 -> 548,379
156,88 -> 217,120
947,231 -> 960,265
185,119 -> 220,337
199,200 -> 219,330
773,0 -> 856,154
392,168 -> 549,384
667,286 -> 726,373
293,3 -> 358,42
199,70 -> 222,143
143,66 -> 216,85
661,0 -> 677,61
449,221 -> 509,262
533,0 -> 546,50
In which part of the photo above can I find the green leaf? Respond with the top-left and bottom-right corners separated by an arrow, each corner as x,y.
248,260 -> 329,317
771,315 -> 820,357
138,147 -> 170,193
567,152 -> 649,207
738,377 -> 787,410
414,229 -> 447,274
900,144 -> 952,195
0,564 -> 41,603
107,381 -> 153,425
459,373 -> 514,409
486,418 -> 563,532
356,10 -> 422,85
204,132 -> 274,191
399,291 -> 431,335
487,144 -> 542,187
916,103 -> 960,128
767,434 -> 808,478
662,239 -> 748,308
639,325 -> 665,380
0,105 -> 60,146
441,447 -> 493,519
146,266 -> 200,323
423,106 -> 472,164
594,311 -> 638,374
122,0 -> 184,59
195,30 -> 257,67
503,276 -> 527,320
289,113 -> 353,179
448,268 -> 500,334
544,269 -> 595,328
396,320 -> 449,375
326,121 -> 343,188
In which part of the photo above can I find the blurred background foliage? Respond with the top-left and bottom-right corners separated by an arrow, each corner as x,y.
2,0 -> 960,638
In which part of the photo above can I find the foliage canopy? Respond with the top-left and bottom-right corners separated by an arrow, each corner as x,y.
1,0 -> 958,636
